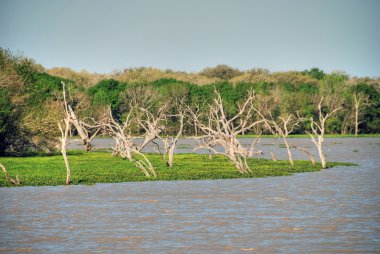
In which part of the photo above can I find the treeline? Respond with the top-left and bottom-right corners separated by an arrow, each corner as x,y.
1,48 -> 379,155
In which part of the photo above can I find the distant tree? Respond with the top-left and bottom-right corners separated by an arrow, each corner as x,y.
303,67 -> 325,80
200,65 -> 242,80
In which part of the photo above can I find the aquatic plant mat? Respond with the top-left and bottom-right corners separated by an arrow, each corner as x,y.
0,152 -> 355,187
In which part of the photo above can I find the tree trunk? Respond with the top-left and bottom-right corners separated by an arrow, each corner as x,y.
167,144 -> 175,167
62,148 -> 71,185
317,141 -> 326,169
283,138 -> 294,166
68,106 -> 92,151
290,144 -> 316,165
355,102 -> 359,137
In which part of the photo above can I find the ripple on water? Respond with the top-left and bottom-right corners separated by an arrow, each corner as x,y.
1,138 -> 380,253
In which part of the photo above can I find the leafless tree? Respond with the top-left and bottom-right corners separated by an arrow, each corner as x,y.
58,82 -> 72,185
68,106 -> 100,151
302,97 -> 341,169
157,98 -> 187,167
353,92 -> 370,137
137,104 -> 168,152
189,89 -> 264,174
261,113 -> 299,166
102,106 -> 157,177
0,162 -> 20,185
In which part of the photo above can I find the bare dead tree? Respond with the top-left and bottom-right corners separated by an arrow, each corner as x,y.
137,104 -> 168,152
302,97 -> 341,169
261,114 -> 299,166
102,106 -> 157,177
68,106 -> 100,151
0,162 -> 20,185
189,89 -> 264,174
158,98 -> 186,167
353,93 -> 370,137
58,81 -> 72,185
102,106 -> 134,160
289,144 -> 316,165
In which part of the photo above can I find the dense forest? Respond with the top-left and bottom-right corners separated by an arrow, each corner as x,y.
1,48 -> 379,156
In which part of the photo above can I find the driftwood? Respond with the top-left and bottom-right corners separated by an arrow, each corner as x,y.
0,162 -> 20,185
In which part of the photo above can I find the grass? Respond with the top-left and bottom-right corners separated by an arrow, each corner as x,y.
0,151 -> 355,187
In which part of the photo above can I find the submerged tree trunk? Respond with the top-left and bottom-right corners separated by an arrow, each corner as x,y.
59,119 -> 72,185
283,138 -> 294,166
316,137 -> 326,169
61,145 -> 71,185
304,97 -> 340,169
290,144 -> 316,165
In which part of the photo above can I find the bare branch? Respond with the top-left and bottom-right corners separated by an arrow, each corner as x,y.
189,89 -> 263,174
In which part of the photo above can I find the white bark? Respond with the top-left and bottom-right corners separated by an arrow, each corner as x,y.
304,97 -> 340,169
260,114 -> 299,166
160,101 -> 186,167
189,89 -> 263,174
59,82 -> 72,185
68,106 -> 100,151
102,105 -> 157,177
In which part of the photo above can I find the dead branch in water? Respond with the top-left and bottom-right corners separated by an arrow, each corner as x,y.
0,162 -> 20,185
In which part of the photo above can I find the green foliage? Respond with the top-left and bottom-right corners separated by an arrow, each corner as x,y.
88,79 -> 126,118
0,152 -> 354,187
320,72 -> 349,96
303,67 -> 325,80
1,47 -> 380,156
0,90 -> 13,153
200,64 -> 242,80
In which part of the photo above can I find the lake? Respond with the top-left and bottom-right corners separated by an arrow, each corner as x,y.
1,138 -> 379,253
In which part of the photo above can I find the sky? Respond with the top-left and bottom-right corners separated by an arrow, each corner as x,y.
1,0 -> 379,77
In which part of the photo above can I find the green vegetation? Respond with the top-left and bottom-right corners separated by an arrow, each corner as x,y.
1,48 -> 380,156
0,152 -> 354,187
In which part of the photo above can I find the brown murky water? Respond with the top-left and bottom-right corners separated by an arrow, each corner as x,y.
1,138 -> 379,253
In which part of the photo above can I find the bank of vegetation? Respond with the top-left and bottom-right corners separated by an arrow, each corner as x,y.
0,48 -> 377,186
0,152 -> 354,187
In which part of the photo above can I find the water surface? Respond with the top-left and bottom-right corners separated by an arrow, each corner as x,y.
1,138 -> 379,253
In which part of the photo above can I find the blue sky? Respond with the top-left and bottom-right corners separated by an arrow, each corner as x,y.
1,0 -> 379,77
